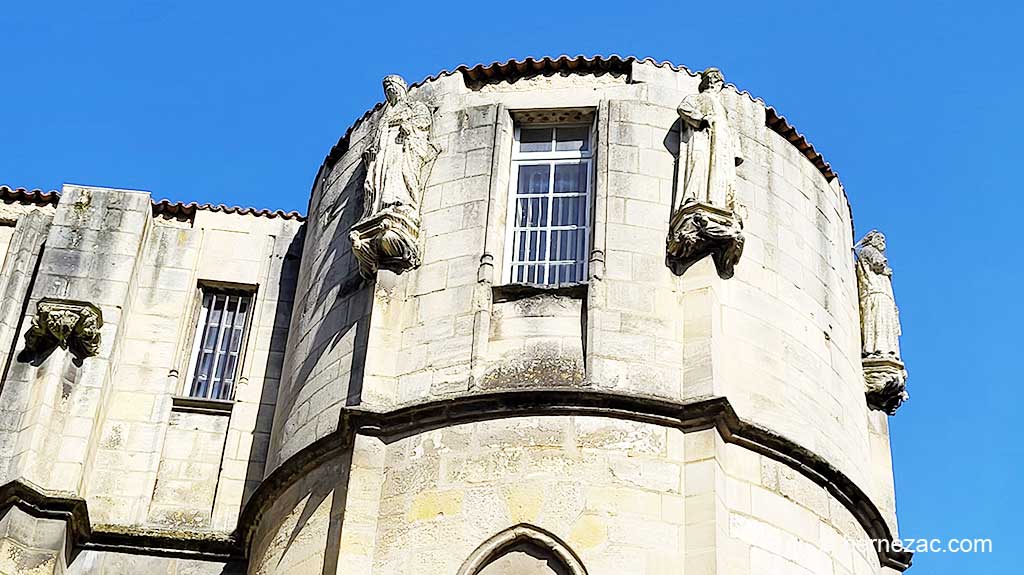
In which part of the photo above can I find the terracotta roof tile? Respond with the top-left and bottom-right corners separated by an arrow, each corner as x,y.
151,199 -> 305,222
318,55 -> 838,185
764,106 -> 836,181
0,185 -> 60,206
1,186 -> 304,221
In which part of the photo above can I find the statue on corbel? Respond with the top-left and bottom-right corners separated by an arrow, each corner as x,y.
666,67 -> 746,280
350,74 -> 441,278
18,299 -> 103,367
856,230 -> 908,415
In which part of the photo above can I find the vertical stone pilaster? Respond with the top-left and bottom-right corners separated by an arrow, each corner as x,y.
0,211 -> 54,483
6,185 -> 151,494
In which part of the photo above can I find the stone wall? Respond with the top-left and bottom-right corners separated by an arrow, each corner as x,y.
257,60 -> 903,575
0,57 -> 905,574
0,185 -> 303,572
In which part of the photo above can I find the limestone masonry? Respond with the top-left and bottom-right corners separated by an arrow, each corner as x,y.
0,55 -> 910,574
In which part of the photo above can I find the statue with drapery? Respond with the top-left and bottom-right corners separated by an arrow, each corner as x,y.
666,67 -> 746,279
855,230 -> 908,415
350,75 -> 440,277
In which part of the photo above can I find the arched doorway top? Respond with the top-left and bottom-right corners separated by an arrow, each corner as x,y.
457,524 -> 587,575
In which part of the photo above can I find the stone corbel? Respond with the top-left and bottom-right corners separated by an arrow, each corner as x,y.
18,299 -> 103,367
349,208 -> 422,278
864,357 -> 908,415
665,200 -> 745,279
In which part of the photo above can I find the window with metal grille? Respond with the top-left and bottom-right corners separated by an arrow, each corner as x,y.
185,290 -> 252,400
504,124 -> 593,285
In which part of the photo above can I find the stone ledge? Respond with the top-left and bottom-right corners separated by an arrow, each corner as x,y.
171,395 -> 235,415
492,282 -> 587,303
241,390 -> 913,571
86,524 -> 238,561
0,480 -> 242,563
7,390 -> 911,570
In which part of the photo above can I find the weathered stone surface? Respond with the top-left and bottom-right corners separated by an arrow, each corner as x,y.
0,58 -> 913,575
349,74 -> 440,278
864,357 -> 909,415
665,200 -> 745,279
18,299 -> 103,366
856,230 -> 908,414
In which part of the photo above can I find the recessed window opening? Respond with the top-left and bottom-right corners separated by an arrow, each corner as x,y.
185,289 -> 253,400
505,123 -> 594,286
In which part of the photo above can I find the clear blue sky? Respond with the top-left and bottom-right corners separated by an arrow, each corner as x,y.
2,1 -> 1020,571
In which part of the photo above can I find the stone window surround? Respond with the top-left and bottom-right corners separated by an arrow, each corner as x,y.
502,120 -> 595,287
483,106 -> 601,292
173,280 -> 259,406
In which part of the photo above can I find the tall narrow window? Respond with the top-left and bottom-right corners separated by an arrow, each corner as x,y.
186,290 -> 253,400
505,124 -> 593,285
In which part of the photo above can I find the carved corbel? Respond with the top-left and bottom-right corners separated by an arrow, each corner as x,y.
18,299 -> 103,366
350,209 -> 422,277
863,357 -> 908,415
665,200 -> 745,279
350,74 -> 440,278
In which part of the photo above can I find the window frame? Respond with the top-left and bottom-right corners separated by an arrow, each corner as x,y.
182,284 -> 256,402
502,122 -> 595,286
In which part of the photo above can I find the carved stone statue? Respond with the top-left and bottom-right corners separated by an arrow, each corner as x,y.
666,68 -> 746,279
678,67 -> 743,209
18,299 -> 103,367
350,74 -> 440,277
855,230 -> 908,414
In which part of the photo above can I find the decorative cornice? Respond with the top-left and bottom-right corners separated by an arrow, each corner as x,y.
240,390 -> 912,571
764,106 -> 837,181
0,479 -> 92,545
0,479 -> 241,562
86,525 -> 239,561
1,391 -> 911,570
1,186 -> 305,222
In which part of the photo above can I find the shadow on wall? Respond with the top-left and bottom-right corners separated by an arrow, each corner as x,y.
269,166 -> 372,469
252,448 -> 354,575
243,229 -> 304,503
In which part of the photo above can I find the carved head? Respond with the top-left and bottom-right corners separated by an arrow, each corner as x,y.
382,75 -> 408,105
699,68 -> 725,92
45,310 -> 80,344
861,230 -> 887,252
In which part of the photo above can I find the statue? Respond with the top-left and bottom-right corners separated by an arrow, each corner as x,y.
18,299 -> 103,367
855,230 -> 908,414
350,75 -> 440,277
677,67 -> 743,209
666,68 -> 745,279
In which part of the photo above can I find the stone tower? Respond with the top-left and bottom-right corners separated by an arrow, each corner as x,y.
0,56 -> 910,574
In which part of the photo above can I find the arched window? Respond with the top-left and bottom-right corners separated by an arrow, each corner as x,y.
458,524 -> 587,575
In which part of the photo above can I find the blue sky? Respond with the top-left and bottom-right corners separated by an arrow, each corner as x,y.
2,0 -> 1020,571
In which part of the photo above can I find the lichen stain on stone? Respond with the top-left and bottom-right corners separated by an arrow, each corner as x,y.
409,489 -> 463,521
151,508 -> 208,529
100,424 -> 124,449
568,514 -> 607,549
481,347 -> 584,389
0,540 -> 57,575
504,486 -> 544,523
576,420 -> 664,455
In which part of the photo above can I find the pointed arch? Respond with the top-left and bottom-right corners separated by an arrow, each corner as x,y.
457,524 -> 588,575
